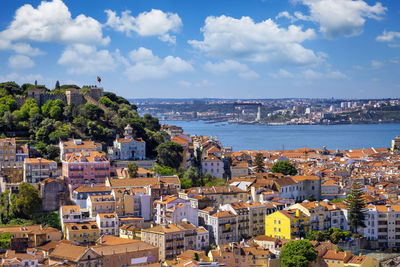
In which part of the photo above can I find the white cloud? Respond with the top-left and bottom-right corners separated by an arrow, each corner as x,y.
125,47 -> 193,81
12,43 -> 44,56
189,15 -> 320,65
58,44 -> 117,75
0,0 -> 109,45
276,11 -> 297,22
105,9 -> 182,44
376,30 -> 400,42
8,55 -> 35,69
370,60 -> 384,69
0,72 -> 44,84
296,0 -> 387,38
177,80 -> 215,88
269,68 -> 348,80
205,60 -> 259,79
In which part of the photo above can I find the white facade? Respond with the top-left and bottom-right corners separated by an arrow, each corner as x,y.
96,213 -> 119,236
202,157 -> 224,178
108,125 -> 146,160
363,206 -> 378,241
155,197 -> 198,226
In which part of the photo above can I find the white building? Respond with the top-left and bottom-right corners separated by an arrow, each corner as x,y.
60,205 -> 82,231
96,212 -> 119,236
108,125 -> 146,160
155,196 -> 198,226
201,156 -> 224,178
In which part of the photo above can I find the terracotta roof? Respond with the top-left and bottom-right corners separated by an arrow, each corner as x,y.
65,151 -> 108,163
143,224 -> 184,233
61,205 -> 80,214
50,243 -> 95,262
74,185 -> 111,193
62,139 -> 101,150
24,158 -> 56,164
96,235 -> 139,246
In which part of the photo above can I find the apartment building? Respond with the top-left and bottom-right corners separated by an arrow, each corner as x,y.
0,138 -> 16,168
201,156 -> 224,178
220,202 -> 270,239
59,138 -> 102,160
141,224 -> 186,261
63,221 -> 100,244
141,223 -> 208,261
62,151 -> 110,190
96,212 -> 119,236
207,211 -> 238,245
289,201 -> 331,231
0,225 -> 61,248
71,185 -> 112,209
87,194 -> 116,217
179,185 -> 249,207
23,158 -> 57,184
265,209 -> 310,240
112,187 -> 152,220
60,205 -> 83,231
155,196 -> 198,226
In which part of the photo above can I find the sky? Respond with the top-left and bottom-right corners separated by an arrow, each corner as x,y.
0,0 -> 399,99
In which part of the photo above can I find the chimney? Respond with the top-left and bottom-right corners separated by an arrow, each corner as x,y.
251,187 -> 257,203
295,209 -> 300,218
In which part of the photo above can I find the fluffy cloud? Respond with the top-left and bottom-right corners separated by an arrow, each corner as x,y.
296,0 -> 386,38
125,47 -> 193,81
189,15 -> 320,65
0,0 -> 109,45
8,55 -> 35,69
58,44 -> 117,74
205,60 -> 259,79
376,30 -> 400,43
105,9 -> 182,44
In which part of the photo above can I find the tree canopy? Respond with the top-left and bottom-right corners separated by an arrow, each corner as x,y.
10,183 -> 42,219
280,240 -> 317,267
345,182 -> 366,233
253,152 -> 265,173
127,163 -> 139,178
156,141 -> 184,170
270,160 -> 298,175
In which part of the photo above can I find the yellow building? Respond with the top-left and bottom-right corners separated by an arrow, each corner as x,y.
392,136 -> 400,151
64,221 -> 100,244
265,209 -> 310,240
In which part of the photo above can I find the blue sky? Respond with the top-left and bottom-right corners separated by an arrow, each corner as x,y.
0,0 -> 399,99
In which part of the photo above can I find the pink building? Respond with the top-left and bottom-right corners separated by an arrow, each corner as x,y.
62,151 -> 110,190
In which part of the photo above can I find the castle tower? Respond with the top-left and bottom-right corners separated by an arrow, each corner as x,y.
124,125 -> 133,139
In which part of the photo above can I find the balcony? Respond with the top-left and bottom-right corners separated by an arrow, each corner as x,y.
69,167 -> 83,171
95,167 -> 109,170
95,175 -> 107,178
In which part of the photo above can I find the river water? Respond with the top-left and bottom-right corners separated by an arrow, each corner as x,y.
162,120 -> 400,151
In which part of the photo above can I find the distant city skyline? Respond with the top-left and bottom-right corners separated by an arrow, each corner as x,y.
0,0 -> 399,99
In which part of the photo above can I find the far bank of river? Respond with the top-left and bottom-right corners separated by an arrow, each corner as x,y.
162,120 -> 399,151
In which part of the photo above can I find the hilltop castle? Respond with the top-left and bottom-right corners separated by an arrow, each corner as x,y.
15,85 -> 104,107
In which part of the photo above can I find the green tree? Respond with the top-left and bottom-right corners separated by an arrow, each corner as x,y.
46,146 -> 60,161
280,240 -> 317,267
127,163 -> 139,178
253,152 -> 264,173
55,81 -> 60,89
11,183 -> 42,219
156,141 -> 183,170
270,160 -> 298,175
183,167 -> 201,186
49,105 -> 62,119
153,165 -> 177,176
345,182 -> 366,233
0,233 -> 12,249
180,176 -> 193,189
143,114 -> 161,131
